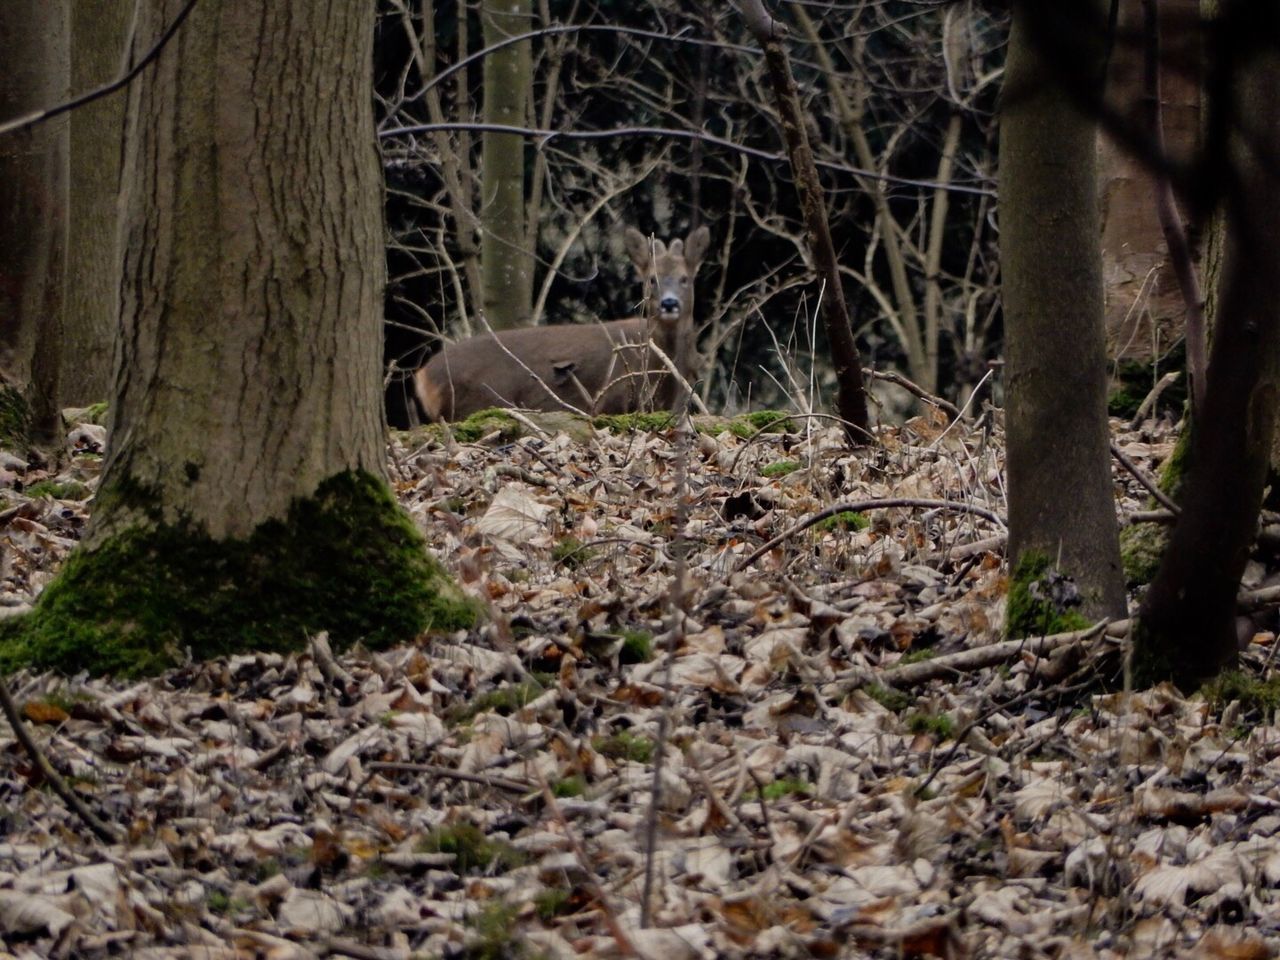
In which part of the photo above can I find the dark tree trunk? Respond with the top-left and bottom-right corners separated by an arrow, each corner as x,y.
1000,1 -> 1128,627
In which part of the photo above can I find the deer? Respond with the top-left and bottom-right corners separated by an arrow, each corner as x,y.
414,226 -> 711,421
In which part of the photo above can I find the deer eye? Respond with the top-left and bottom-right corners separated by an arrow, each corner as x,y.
680,277 -> 688,285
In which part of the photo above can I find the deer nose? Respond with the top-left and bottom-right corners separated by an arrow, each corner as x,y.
659,295 -> 680,314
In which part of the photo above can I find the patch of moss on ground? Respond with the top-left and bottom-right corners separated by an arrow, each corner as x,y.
1202,671 -> 1280,717
865,683 -> 912,713
24,479 -> 91,501
619,629 -> 654,663
813,510 -> 869,533
551,536 -> 596,569
447,680 -> 545,724
729,410 -> 794,439
417,824 -> 527,874
761,460 -> 801,478
451,408 -> 522,443
748,777 -> 812,801
0,470 -> 478,677
1005,551 -> 1091,639
552,776 -> 586,798
1120,523 -> 1167,586
0,385 -> 30,451
592,411 -> 674,433
906,711 -> 955,739
593,731 -> 653,763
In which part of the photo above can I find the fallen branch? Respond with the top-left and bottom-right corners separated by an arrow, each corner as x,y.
1110,440 -> 1179,514
0,676 -> 121,844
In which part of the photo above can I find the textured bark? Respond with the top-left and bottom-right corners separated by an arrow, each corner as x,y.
96,0 -> 386,543
1137,8 -> 1280,687
0,0 -> 70,446
61,0 -> 132,406
1000,2 -> 1127,622
480,0 -> 532,331
1098,0 -> 1203,363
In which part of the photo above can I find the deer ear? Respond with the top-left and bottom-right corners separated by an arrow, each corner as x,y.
685,225 -> 711,271
623,227 -> 651,271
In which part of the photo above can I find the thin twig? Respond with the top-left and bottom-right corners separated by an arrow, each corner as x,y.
0,0 -> 201,139
0,676 -> 121,843
734,497 -> 1006,572
1110,440 -> 1180,514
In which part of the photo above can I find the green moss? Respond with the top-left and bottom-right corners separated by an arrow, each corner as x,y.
551,536 -> 595,569
83,402 -> 109,426
0,385 -> 30,450
864,683 -> 912,713
1005,551 -> 1092,639
898,648 -> 936,665
592,411 -> 675,433
447,680 -> 545,724
465,903 -> 527,960
1158,421 -> 1193,502
751,777 -> 812,801
813,510 -> 869,533
905,711 -> 955,739
533,888 -> 571,921
0,470 -> 478,677
729,410 -> 794,439
552,776 -> 586,798
1119,523 -> 1167,586
451,408 -> 522,443
593,731 -> 653,764
761,460 -> 801,478
1201,670 -> 1280,717
24,479 -> 91,501
416,824 -> 527,875
619,629 -> 654,664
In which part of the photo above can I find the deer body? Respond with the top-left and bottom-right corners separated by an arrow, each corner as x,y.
415,226 -> 710,421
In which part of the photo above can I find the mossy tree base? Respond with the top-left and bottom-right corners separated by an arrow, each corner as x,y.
1006,551 -> 1092,639
0,471 -> 478,677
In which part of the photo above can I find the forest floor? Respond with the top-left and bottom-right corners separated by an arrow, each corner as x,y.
1,407 -> 1278,959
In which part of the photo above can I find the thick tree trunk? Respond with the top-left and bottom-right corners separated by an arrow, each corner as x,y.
99,0 -> 389,542
1136,11 -> 1280,688
2,0 -> 474,676
480,0 -> 532,331
1000,2 -> 1127,627
0,0 -> 70,448
61,0 -> 132,406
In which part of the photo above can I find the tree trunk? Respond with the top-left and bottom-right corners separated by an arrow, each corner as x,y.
1098,0 -> 1203,366
1136,6 -> 1280,688
61,0 -> 132,406
3,0 -> 473,677
1000,2 -> 1127,628
480,0 -> 532,331
0,0 -> 70,448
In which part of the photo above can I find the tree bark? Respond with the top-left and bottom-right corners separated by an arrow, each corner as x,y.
0,0 -> 475,677
0,0 -> 70,447
1136,5 -> 1280,687
61,0 -> 132,406
1000,1 -> 1127,625
100,0 -> 388,543
480,0 -> 532,331
1098,0 -> 1203,368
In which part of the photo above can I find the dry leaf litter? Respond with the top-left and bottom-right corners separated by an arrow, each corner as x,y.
0,410 -> 1277,959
